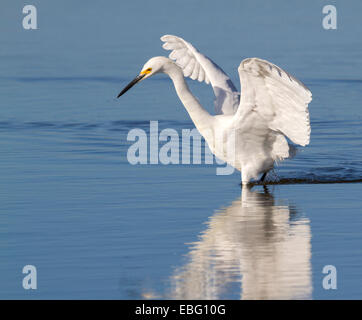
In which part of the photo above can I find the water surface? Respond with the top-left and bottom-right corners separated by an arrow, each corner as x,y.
0,1 -> 362,299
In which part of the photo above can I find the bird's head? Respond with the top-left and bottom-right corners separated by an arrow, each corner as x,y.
117,56 -> 171,98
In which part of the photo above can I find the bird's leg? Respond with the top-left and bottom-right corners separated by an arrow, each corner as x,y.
241,169 -> 251,186
260,172 -> 267,183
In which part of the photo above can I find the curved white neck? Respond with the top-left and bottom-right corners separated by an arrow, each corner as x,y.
162,63 -> 213,132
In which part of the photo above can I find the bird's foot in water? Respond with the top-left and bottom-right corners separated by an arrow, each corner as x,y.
259,172 -> 268,184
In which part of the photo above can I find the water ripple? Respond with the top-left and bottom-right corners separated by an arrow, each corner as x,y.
0,119 -> 194,132
251,177 -> 362,186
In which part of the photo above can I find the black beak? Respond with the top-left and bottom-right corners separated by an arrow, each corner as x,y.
117,73 -> 146,98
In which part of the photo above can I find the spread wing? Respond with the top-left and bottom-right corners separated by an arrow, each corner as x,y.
161,35 -> 240,115
235,58 -> 312,146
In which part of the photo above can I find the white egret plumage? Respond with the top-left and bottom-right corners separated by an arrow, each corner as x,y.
117,35 -> 312,185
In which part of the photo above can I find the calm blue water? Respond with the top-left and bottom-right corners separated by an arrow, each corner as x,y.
0,0 -> 362,299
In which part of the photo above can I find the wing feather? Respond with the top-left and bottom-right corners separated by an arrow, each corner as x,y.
190,61 -> 200,80
236,58 -> 312,146
161,34 -> 240,115
198,67 -> 205,82
183,58 -> 195,77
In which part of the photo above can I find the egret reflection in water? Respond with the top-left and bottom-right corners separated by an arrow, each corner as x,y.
169,186 -> 312,300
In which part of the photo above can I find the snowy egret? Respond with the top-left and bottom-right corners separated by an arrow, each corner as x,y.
117,35 -> 312,185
